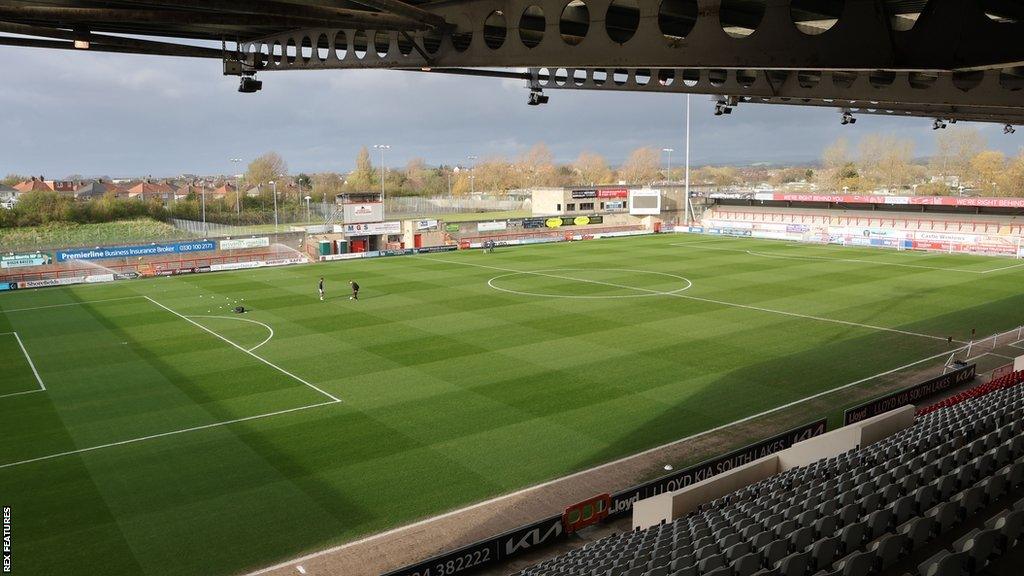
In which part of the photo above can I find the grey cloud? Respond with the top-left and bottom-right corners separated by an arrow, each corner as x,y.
1,46 -> 1021,177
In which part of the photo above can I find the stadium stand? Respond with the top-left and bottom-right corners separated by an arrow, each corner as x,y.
515,381 -> 1024,576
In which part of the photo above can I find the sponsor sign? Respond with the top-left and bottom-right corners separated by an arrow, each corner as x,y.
0,253 -> 51,269
522,218 -> 547,229
417,219 -> 439,230
0,282 -> 18,291
220,237 -> 270,250
343,221 -> 402,235
85,274 -> 115,283
630,190 -> 661,215
18,277 -> 87,289
571,189 -> 598,199
56,240 -> 216,262
301,224 -> 332,234
383,419 -> 825,576
342,202 -> 384,224
597,188 -> 629,198
606,418 -> 828,518
844,363 -> 977,425
604,201 -> 626,210
747,193 -> 1024,209
445,223 -> 461,232
477,221 -> 508,232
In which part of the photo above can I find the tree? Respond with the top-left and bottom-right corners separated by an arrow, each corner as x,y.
618,147 -> 660,184
2,174 -> 26,187
999,152 -> 1024,197
474,157 -> 516,193
858,133 -> 915,191
245,152 -> 288,192
573,151 -> 613,185
311,172 -> 344,201
821,138 -> 854,191
971,150 -> 1006,195
515,143 -> 558,189
347,146 -> 375,190
931,126 -> 984,185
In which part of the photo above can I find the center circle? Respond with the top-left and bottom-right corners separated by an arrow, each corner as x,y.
487,268 -> 693,299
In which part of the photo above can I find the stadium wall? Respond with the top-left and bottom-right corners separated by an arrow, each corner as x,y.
699,204 -> 1024,257
632,406 -> 915,530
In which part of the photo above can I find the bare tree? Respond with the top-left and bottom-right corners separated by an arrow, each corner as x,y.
573,151 -> 613,185
931,126 -> 984,186
618,147 -> 661,184
858,133 -> 914,191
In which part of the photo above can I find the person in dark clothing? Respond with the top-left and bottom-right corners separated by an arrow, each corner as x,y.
349,280 -> 360,300
318,277 -> 325,301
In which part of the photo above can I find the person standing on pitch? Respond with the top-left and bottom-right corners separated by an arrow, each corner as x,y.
349,280 -> 360,300
318,277 -> 325,301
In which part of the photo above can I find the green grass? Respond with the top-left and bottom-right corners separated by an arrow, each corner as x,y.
3,234 -> 1024,575
0,219 -> 192,252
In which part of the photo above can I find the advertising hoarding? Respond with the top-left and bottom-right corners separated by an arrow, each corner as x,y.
56,240 -> 216,262
844,363 -> 976,425
219,237 -> 270,250
477,221 -> 508,232
342,221 -> 402,235
1,253 -> 52,269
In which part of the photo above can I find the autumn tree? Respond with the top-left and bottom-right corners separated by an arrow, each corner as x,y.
858,133 -> 915,191
244,152 -> 288,192
1,174 -> 26,187
931,126 -> 984,185
515,143 -> 559,188
999,152 -> 1024,197
573,151 -> 613,185
311,172 -> 344,201
618,147 -> 660,184
971,150 -> 1006,195
820,138 -> 859,191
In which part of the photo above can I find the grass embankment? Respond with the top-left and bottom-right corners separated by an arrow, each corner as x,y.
0,219 -> 192,251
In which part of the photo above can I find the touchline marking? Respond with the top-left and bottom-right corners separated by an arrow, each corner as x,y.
0,400 -> 339,470
244,331 -> 992,576
187,315 -> 275,352
668,242 -> 990,274
13,332 -> 45,390
145,296 -> 340,402
430,257 -> 954,343
0,295 -> 145,313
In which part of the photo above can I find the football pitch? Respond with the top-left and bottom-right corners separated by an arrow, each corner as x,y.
3,233 -> 1024,576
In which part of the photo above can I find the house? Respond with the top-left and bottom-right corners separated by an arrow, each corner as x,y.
126,180 -> 176,202
13,177 -> 53,193
74,179 -> 125,201
0,183 -> 19,208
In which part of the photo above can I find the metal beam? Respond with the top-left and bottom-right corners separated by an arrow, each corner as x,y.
344,0 -> 448,29
0,34 -> 221,59
0,3 -> 427,33
0,21 -> 227,59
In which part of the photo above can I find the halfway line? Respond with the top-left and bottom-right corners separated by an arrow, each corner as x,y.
426,257 -> 954,343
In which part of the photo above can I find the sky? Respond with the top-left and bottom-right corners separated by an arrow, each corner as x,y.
1,46 -> 1022,179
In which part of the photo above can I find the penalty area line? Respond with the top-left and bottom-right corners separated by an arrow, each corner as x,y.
0,400 -> 339,470
145,296 -> 340,403
0,295 -> 145,314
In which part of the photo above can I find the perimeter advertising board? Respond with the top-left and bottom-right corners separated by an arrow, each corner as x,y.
381,419 -> 827,576
56,240 -> 217,262
219,237 -> 270,250
0,253 -> 51,269
843,363 -> 977,425
477,221 -> 508,232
